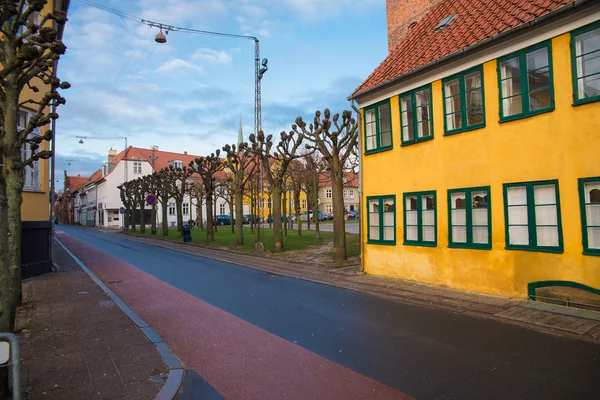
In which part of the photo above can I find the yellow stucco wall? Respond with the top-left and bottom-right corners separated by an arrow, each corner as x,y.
361,33 -> 600,298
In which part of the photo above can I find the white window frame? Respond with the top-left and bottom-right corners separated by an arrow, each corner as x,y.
174,160 -> 183,169
20,108 -> 41,192
168,202 -> 176,216
133,161 -> 142,174
326,189 -> 332,198
182,202 -> 189,215
219,203 -> 226,215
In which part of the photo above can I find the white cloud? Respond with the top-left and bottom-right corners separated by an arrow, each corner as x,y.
191,48 -> 232,64
157,58 -> 203,73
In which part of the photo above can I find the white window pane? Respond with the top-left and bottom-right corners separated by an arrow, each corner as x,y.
472,208 -> 488,225
384,227 -> 394,241
578,74 -> 600,99
509,226 -> 529,245
366,135 -> 376,150
507,186 -> 527,205
451,192 -> 466,209
508,205 -> 528,225
588,227 -> 600,249
422,210 -> 435,226
369,199 -> 379,212
383,212 -> 394,226
503,96 -> 522,116
365,109 -> 376,123
406,226 -> 418,241
369,212 -> 379,226
451,209 -> 466,225
535,205 -> 557,226
422,226 -> 435,242
584,182 -> 600,202
381,131 -> 392,147
406,196 -> 417,211
365,122 -> 375,136
536,227 -> 559,247
586,204 -> 600,226
402,125 -> 414,142
534,184 -> 556,205
370,227 -> 380,240
406,210 -> 418,225
452,226 -> 467,243
473,227 -> 489,244
445,79 -> 460,97
576,28 -> 600,56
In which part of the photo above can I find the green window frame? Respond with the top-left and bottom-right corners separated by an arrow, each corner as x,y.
571,21 -> 600,105
442,66 -> 486,135
403,191 -> 436,247
399,84 -> 433,146
364,99 -> 393,154
367,195 -> 396,245
503,180 -> 563,253
497,41 -> 555,122
578,177 -> 600,256
448,186 -> 491,250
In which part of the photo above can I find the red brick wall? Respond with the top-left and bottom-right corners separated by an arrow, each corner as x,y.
386,0 -> 444,52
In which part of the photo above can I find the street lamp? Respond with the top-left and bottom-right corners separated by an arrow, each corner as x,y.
76,135 -> 129,183
141,19 -> 269,243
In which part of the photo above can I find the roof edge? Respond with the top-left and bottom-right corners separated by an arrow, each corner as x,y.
349,0 -> 592,102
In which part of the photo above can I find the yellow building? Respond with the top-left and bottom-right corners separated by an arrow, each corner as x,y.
19,0 -> 70,277
351,0 -> 600,300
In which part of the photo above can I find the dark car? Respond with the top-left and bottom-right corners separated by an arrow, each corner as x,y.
242,214 -> 260,224
215,215 -> 232,225
267,214 -> 293,223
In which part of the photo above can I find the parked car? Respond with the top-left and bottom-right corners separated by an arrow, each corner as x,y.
242,214 -> 260,224
346,211 -> 359,220
216,215 -> 232,225
267,214 -> 294,223
326,212 -> 334,220
299,210 -> 326,222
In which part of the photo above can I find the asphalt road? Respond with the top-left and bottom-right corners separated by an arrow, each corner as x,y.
57,225 -> 600,399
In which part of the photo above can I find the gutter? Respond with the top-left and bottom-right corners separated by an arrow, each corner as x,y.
350,101 -> 364,274
349,0 -> 593,102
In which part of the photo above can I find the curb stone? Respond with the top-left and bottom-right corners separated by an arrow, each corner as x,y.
55,237 -> 184,400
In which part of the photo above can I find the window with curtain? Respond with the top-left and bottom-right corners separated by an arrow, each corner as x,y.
448,187 -> 491,249
579,177 -> 600,255
400,85 -> 433,145
571,22 -> 600,104
443,66 -> 485,134
183,202 -> 189,215
404,191 -> 436,246
168,203 -> 176,216
367,195 -> 396,245
364,100 -> 393,153
504,181 -> 563,252
19,108 -> 41,192
499,42 -> 554,121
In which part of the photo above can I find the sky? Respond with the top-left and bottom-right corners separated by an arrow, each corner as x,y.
55,0 -> 388,188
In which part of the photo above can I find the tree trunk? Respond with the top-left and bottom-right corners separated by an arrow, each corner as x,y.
0,163 -> 13,333
307,190 -> 311,231
139,201 -> 146,233
151,205 -> 156,235
130,205 -> 136,232
213,198 -> 217,233
272,186 -> 283,252
313,175 -> 320,240
124,206 -> 131,231
230,193 -> 235,234
282,190 -> 287,237
197,196 -> 204,230
161,198 -> 169,236
176,200 -> 183,236
295,186 -> 302,237
249,190 -> 254,234
6,154 -> 23,313
331,161 -> 347,261
235,189 -> 244,246
206,194 -> 214,242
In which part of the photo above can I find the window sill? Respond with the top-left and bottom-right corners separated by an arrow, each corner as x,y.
367,240 -> 396,246
364,146 -> 393,156
505,245 -> 563,254
573,96 -> 600,107
499,107 -> 554,123
403,241 -> 437,248
583,250 -> 600,257
23,187 -> 43,193
448,243 -> 492,250
444,123 -> 486,136
400,136 -> 434,147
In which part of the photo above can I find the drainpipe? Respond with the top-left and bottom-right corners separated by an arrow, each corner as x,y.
350,101 -> 364,274
49,62 -> 58,266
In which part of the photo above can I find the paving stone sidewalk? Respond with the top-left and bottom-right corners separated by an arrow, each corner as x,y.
16,242 -> 168,400
118,232 -> 600,344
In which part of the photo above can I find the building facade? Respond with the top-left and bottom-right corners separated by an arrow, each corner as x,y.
317,172 -> 360,215
352,0 -> 600,299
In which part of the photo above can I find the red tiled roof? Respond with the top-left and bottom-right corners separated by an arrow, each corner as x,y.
65,175 -> 89,192
318,171 -> 359,187
352,0 -> 573,97
134,147 -> 201,172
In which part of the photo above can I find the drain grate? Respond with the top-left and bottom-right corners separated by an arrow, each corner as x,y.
107,280 -> 124,284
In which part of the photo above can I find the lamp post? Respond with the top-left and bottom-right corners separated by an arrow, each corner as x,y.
142,19 -> 269,243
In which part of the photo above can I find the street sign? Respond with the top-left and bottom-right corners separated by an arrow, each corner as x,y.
119,207 -> 126,215
146,194 -> 157,206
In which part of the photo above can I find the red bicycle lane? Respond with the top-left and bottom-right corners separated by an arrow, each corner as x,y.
56,231 -> 411,400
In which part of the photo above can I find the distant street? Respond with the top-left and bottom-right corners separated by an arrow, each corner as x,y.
57,225 -> 600,400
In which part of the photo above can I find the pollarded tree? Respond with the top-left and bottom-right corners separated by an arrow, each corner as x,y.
293,109 -> 358,261
129,177 -> 147,233
164,165 -> 193,236
155,169 -> 171,236
189,151 -> 223,242
188,178 -> 204,230
0,0 -> 70,337
222,142 -> 257,246
118,181 -> 135,232
249,130 -> 305,252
